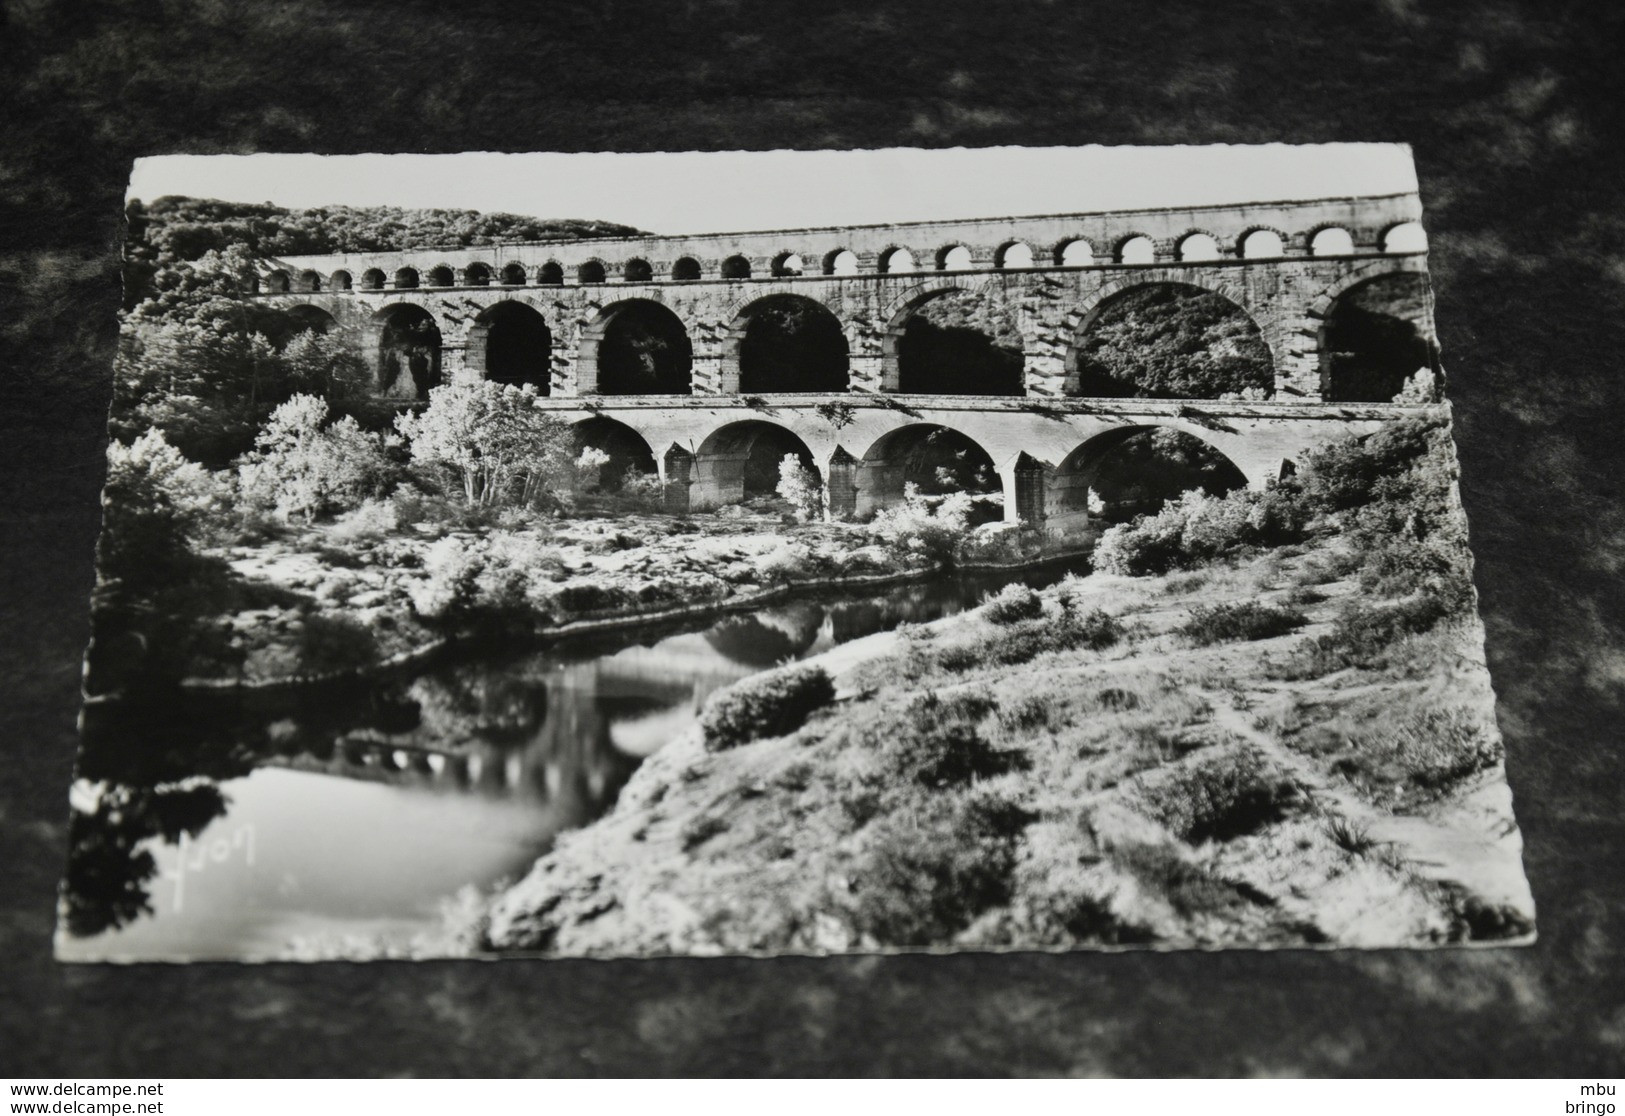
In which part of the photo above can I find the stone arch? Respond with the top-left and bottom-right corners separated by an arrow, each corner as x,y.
468,300 -> 552,392
501,262 -> 528,285
571,415 -> 658,493
370,303 -> 442,401
329,270 -> 353,291
578,298 -> 694,395
721,255 -> 752,280
878,246 -> 917,274
997,241 -> 1035,269
1238,227 -> 1288,259
854,422 -> 1002,520
724,293 -> 850,394
771,251 -> 805,277
1381,221 -> 1428,253
824,249 -> 859,276
265,269 -> 290,293
1051,424 -> 1250,526
280,303 -> 338,337
1054,237 -> 1096,266
537,261 -> 564,286
296,269 -> 322,293
880,278 -> 1021,395
578,260 -> 607,284
1310,225 -> 1356,256
1066,278 -> 1273,399
672,256 -> 702,281
360,268 -> 386,291
426,265 -> 455,287
464,262 -> 493,287
393,267 -> 420,290
937,244 -> 973,271
1176,231 -> 1221,262
1312,267 -> 1438,402
675,419 -> 822,511
1115,234 -> 1156,264
624,258 -> 654,283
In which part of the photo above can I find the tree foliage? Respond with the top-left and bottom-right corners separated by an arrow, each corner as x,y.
396,380 -> 572,508
237,394 -> 397,521
1074,283 -> 1273,399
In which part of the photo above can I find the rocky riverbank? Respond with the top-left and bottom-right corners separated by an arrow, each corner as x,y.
482,536 -> 1535,957
171,509 -> 1081,690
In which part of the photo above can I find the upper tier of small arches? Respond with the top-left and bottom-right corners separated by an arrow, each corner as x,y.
258,220 -> 1428,294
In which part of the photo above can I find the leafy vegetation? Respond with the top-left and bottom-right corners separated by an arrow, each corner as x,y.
699,664 -> 836,752
1073,283 -> 1274,399
1180,601 -> 1308,645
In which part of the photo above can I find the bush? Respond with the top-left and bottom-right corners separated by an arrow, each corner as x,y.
237,394 -> 397,521
1181,602 -> 1307,646
936,607 -> 1122,673
699,664 -> 836,751
867,488 -> 975,562
297,613 -> 378,675
1134,746 -> 1302,843
1094,486 -> 1306,576
396,380 -> 571,508
407,536 -> 487,619
1332,708 -> 1503,807
879,693 -> 1025,788
982,583 -> 1043,624
328,497 -> 399,543
845,790 -> 1031,946
776,454 -> 823,523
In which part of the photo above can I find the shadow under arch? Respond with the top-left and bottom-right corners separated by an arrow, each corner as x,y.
848,422 -> 1001,522
1052,424 -> 1248,526
570,415 -> 658,493
726,293 -> 850,393
882,286 -> 1023,396
694,419 -> 820,505
370,303 -> 442,400
469,300 -> 552,392
1318,272 -> 1438,403
579,299 -> 693,395
1067,281 -> 1273,399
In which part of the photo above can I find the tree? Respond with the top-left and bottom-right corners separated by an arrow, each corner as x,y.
238,394 -> 396,521
777,453 -> 823,522
396,380 -> 572,508
280,328 -> 367,400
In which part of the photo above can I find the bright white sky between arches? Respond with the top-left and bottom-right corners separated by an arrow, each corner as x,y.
127,144 -> 1419,236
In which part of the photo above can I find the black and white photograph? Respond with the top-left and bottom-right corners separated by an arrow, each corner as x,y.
57,144 -> 1536,963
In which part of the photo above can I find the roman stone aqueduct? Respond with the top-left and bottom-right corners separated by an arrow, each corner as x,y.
255,192 -> 1440,531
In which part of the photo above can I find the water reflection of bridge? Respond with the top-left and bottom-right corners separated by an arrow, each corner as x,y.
262,576 -> 1010,807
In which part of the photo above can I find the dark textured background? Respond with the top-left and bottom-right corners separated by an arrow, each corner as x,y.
3,0 -> 1622,1077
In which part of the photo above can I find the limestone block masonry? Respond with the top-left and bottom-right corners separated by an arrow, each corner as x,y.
251,194 -> 1439,527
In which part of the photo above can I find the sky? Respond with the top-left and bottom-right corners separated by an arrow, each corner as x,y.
126,144 -> 1419,235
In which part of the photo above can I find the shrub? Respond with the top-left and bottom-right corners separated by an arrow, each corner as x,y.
1110,843 -> 1267,918
1181,602 -> 1307,646
297,612 -> 378,675
1094,485 -> 1306,576
1332,708 -> 1503,807
699,664 -> 836,751
396,380 -> 571,508
1134,745 -> 1302,842
845,789 -> 1031,946
776,454 -> 823,523
878,694 -> 1024,789
982,583 -> 1043,624
867,488 -> 975,562
407,536 -> 486,619
328,497 -> 399,543
237,394 -> 397,521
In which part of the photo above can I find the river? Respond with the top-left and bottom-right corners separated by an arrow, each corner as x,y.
57,560 -> 1087,961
